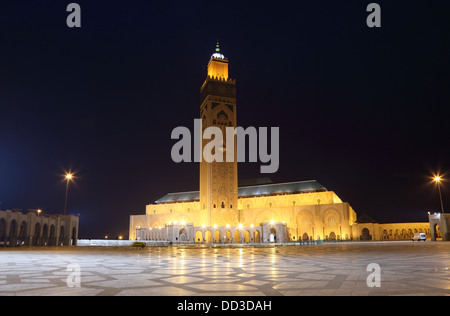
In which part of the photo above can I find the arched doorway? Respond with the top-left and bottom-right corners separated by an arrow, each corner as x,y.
234,230 -> 241,243
433,224 -> 442,239
179,228 -> 187,242
253,230 -> 260,243
49,225 -> 56,246
9,220 -> 18,247
244,230 -> 250,243
205,231 -> 212,244
42,224 -> 49,246
0,218 -> 7,246
225,230 -> 231,243
195,231 -> 203,243
33,223 -> 41,246
214,230 -> 221,243
329,231 -> 336,241
18,221 -> 27,246
71,227 -> 77,246
302,233 -> 309,241
269,228 -> 276,243
59,226 -> 65,246
361,228 -> 371,240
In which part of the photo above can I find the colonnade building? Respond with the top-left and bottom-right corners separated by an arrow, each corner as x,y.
0,209 -> 79,247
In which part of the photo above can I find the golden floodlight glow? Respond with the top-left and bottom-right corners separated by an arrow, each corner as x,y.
181,220 -> 185,225
434,176 -> 441,182
65,173 -> 73,180
238,223 -> 243,229
270,220 -> 275,224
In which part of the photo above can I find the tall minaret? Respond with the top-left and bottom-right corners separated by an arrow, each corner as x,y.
199,42 -> 238,227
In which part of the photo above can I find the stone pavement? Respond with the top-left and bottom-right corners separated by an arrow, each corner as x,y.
0,241 -> 449,296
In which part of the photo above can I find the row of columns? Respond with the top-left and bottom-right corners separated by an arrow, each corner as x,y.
136,222 -> 288,244
0,210 -> 79,247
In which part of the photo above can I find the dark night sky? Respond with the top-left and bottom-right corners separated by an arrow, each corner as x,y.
0,1 -> 449,239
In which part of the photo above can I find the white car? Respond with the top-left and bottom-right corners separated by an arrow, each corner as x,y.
412,233 -> 426,241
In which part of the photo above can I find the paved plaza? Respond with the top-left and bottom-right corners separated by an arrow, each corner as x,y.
0,241 -> 449,296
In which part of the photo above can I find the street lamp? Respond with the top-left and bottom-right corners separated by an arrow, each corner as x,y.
434,176 -> 445,214
64,173 -> 73,215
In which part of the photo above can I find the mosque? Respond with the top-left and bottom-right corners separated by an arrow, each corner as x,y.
129,43 -> 430,243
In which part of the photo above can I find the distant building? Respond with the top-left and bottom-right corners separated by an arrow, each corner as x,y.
429,213 -> 450,241
129,43 -> 430,243
0,209 -> 79,246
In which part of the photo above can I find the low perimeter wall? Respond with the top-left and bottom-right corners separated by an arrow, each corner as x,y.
77,239 -> 170,246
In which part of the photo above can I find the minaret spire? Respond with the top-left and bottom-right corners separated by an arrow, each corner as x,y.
211,39 -> 225,60
215,40 -> 220,53
200,42 -> 237,227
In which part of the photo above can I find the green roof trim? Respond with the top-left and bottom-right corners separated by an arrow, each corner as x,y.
154,180 -> 327,204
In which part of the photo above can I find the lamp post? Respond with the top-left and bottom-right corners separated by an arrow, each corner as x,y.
64,173 -> 73,215
434,176 -> 445,214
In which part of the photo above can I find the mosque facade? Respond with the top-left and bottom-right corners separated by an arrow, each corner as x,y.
129,44 -> 430,244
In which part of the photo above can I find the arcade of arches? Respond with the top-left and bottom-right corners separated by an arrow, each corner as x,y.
0,210 -> 79,247
136,222 -> 286,244
131,190 -> 431,243
352,222 -> 431,241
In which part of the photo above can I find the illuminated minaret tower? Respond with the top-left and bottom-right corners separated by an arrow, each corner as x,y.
199,42 -> 238,227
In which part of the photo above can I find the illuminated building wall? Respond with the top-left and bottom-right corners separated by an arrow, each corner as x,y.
129,43 -> 429,243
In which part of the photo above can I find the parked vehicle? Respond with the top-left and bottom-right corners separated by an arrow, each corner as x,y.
412,233 -> 426,241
